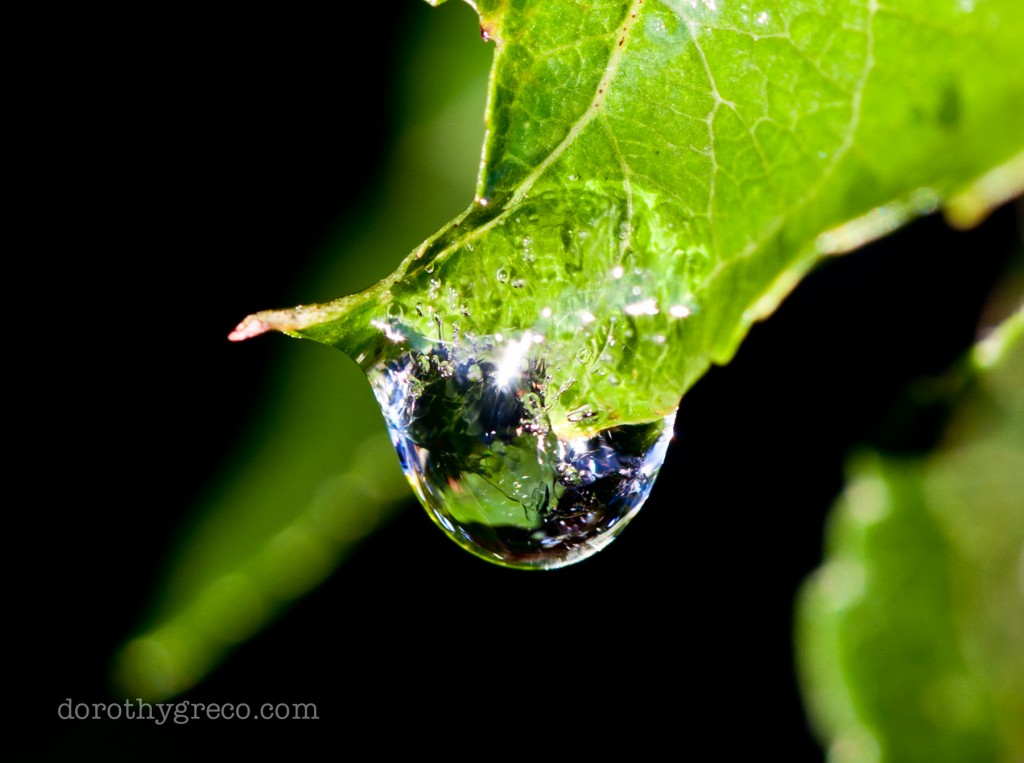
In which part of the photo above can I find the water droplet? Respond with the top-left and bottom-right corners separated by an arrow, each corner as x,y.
511,278 -> 526,289
566,404 -> 601,423
496,267 -> 509,284
366,336 -> 676,569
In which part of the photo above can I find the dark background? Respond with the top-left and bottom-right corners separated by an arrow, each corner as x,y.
14,3 -> 1020,758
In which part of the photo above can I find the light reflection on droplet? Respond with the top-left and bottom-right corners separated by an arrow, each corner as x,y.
670,304 -> 692,318
370,319 -> 405,343
624,298 -> 660,316
495,331 -> 534,389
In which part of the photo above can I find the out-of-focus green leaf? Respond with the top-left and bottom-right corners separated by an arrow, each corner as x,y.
112,3 -> 491,700
796,310 -> 1024,762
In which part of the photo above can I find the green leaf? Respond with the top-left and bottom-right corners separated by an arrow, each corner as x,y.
796,311 -> 1024,761
235,0 -> 1024,433
116,0 -> 1024,697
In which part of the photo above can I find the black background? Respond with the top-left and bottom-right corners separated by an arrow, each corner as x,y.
14,3 -> 1020,758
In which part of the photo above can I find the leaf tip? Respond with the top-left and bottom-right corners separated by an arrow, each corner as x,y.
227,305 -> 330,342
227,315 -> 271,342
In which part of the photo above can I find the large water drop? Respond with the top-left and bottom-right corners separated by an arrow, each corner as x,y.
366,332 -> 675,569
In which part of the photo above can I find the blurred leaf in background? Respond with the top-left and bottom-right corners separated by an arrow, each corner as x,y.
108,2 -> 492,701
798,307 -> 1024,762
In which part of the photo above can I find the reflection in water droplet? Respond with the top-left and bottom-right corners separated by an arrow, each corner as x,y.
366,336 -> 676,569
